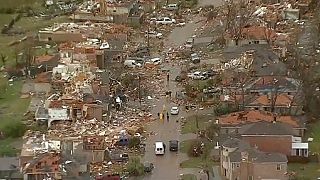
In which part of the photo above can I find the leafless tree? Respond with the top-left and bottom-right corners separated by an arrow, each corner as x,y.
224,0 -> 255,45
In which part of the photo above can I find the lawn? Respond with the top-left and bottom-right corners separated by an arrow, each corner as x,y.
305,121 -> 320,153
0,78 -> 30,129
0,0 -> 43,9
181,113 -> 215,134
0,138 -> 21,156
15,15 -> 71,32
181,174 -> 197,180
288,163 -> 320,179
180,139 -> 217,170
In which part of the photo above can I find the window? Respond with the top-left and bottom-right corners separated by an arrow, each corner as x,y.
277,164 -> 281,170
248,176 -> 253,180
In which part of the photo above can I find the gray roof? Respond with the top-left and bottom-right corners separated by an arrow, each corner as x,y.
239,121 -> 297,136
0,157 -> 19,171
222,138 -> 288,163
224,44 -> 288,76
229,147 -> 288,163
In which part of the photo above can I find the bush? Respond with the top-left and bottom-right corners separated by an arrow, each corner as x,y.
205,123 -> 219,140
214,103 -> 237,116
128,137 -> 141,148
187,139 -> 202,157
1,121 -> 27,138
126,157 -> 144,176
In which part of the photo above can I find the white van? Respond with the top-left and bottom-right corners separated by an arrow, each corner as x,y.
124,60 -> 141,68
155,142 -> 165,155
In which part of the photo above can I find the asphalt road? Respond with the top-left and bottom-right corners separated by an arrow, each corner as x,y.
141,1 -> 225,179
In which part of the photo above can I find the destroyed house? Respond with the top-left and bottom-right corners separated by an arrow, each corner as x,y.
22,152 -> 61,180
83,136 -> 106,151
224,45 -> 289,76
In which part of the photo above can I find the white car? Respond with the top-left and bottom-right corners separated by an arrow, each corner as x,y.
187,71 -> 205,80
145,31 -> 163,39
156,17 -> 176,25
170,106 -> 179,115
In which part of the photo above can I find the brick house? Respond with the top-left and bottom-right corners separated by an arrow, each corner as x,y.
218,110 -> 306,137
221,138 -> 288,180
244,93 -> 303,115
239,121 -> 308,157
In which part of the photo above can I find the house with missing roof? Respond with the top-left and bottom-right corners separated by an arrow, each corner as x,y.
221,138 -> 288,180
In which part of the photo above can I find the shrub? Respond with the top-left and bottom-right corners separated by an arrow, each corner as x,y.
126,157 -> 144,176
128,137 -> 141,148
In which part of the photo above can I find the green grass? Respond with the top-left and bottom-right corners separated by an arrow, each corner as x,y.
305,121 -> 320,153
181,174 -> 197,180
181,114 -> 215,134
288,163 -> 320,179
0,79 -> 30,129
180,139 -> 216,171
0,138 -> 20,157
0,0 -> 43,9
15,15 -> 71,32
0,14 -> 17,27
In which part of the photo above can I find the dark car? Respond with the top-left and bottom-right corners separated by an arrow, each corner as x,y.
175,75 -> 182,82
169,140 -> 179,151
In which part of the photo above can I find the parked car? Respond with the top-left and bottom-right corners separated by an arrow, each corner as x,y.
169,140 -> 179,151
170,106 -> 179,115
156,17 -> 176,25
166,3 -> 179,10
187,71 -> 206,80
155,141 -> 165,155
148,57 -> 162,65
124,60 -> 142,68
185,38 -> 194,48
191,53 -> 200,64
145,31 -> 163,39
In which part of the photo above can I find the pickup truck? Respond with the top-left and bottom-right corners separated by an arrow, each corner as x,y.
156,17 -> 176,25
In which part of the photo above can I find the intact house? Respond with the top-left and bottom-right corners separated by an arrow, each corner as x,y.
218,110 -> 306,137
243,93 -> 303,115
239,121 -> 308,157
221,138 -> 288,180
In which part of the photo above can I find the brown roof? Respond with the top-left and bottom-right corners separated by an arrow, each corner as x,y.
35,55 -> 55,64
249,93 -> 296,106
218,110 -> 301,128
242,26 -> 277,40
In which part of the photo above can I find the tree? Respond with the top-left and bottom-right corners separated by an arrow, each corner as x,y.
126,157 -> 145,176
223,0 -> 254,45
0,53 -> 7,66
205,122 -> 219,141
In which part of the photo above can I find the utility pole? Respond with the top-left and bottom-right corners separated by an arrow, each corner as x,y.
138,74 -> 141,106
